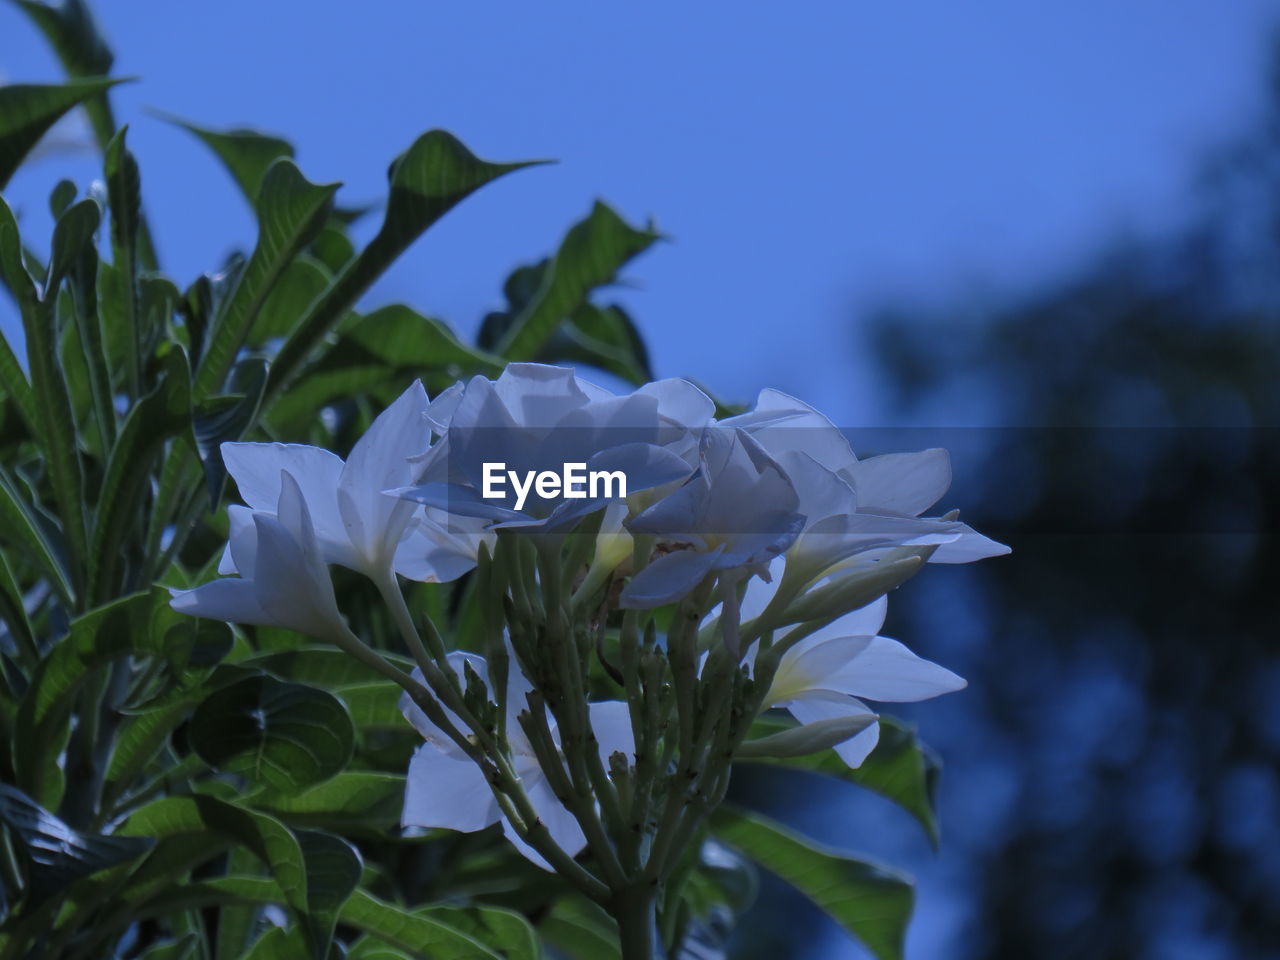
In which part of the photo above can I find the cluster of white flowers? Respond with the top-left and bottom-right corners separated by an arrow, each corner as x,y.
172,363 -> 1007,869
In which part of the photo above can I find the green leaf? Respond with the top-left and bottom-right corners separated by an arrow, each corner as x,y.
547,302 -> 652,385
0,464 -> 74,604
161,114 -> 295,207
250,646 -> 413,688
419,906 -> 540,960
251,254 -> 332,345
539,896 -> 620,960
491,201 -> 660,361
337,890 -> 506,960
0,782 -> 151,907
0,200 -> 38,433
710,806 -> 913,960
738,715 -> 941,846
0,77 -> 123,187
266,304 -> 501,433
47,194 -> 99,291
12,0 -> 113,75
20,219 -> 91,598
48,177 -> 77,217
189,675 -> 355,793
194,158 -> 340,396
14,588 -> 231,802
193,356 -> 268,507
88,345 -> 192,603
266,130 -> 540,400
121,795 -> 321,943
248,772 -> 406,831
296,830 -> 363,958
104,125 -> 145,395
137,933 -> 201,960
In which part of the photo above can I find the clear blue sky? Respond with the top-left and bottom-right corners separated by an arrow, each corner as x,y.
4,0 -> 1278,431
3,3 -> 1279,955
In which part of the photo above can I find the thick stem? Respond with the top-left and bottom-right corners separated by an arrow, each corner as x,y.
616,885 -> 660,960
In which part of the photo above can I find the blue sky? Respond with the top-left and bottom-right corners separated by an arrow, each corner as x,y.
4,0 -> 1278,431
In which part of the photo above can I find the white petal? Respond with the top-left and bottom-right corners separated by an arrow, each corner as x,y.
338,381 -> 431,564
168,579 -> 272,627
222,442 -> 344,516
398,655 -> 487,743
402,743 -> 502,833
588,700 -> 636,768
929,527 -> 1012,563
250,486 -> 345,643
851,449 -> 951,517
790,634 -> 966,703
502,774 -> 586,870
222,442 -> 353,564
219,505 -> 257,575
805,594 -> 888,644
785,693 -> 881,768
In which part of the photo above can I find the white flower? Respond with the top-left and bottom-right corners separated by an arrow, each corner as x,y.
741,571 -> 965,767
620,428 -> 804,608
170,471 -> 349,642
219,381 -> 482,585
392,364 -> 710,530
399,651 -> 634,869
721,388 -> 1010,566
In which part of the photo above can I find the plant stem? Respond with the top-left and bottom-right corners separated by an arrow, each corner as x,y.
616,885 -> 660,960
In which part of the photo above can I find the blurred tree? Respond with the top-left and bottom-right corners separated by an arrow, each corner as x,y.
862,36 -> 1280,960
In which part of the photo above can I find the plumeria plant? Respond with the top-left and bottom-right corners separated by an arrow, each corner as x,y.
0,3 -> 1006,959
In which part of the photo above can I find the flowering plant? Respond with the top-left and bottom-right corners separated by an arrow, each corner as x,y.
0,4 -> 1005,958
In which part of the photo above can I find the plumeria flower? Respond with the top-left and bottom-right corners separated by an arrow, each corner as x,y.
170,471 -> 350,643
736,569 -> 965,766
721,388 -> 1010,566
219,381 -> 483,587
399,651 -> 634,868
392,364 -> 709,531
620,428 -> 804,608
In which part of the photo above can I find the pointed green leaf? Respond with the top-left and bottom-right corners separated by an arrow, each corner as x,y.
161,114 -> 295,207
266,130 -> 540,400
0,77 -> 123,187
0,464 -> 74,604
738,715 -> 941,846
88,345 -> 192,603
711,806 -> 913,960
194,356 -> 267,507
194,158 -> 339,396
492,201 -> 660,361
104,125 -> 144,395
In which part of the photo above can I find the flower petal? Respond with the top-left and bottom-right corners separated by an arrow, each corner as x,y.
619,547 -> 724,609
502,775 -> 587,870
588,700 -> 636,767
168,579 -> 271,627
402,742 -> 501,833
788,634 -> 967,703
784,692 -> 881,768
850,449 -> 951,517
338,381 -> 431,565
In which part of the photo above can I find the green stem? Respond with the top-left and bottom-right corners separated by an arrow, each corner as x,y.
615,885 -> 660,960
